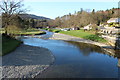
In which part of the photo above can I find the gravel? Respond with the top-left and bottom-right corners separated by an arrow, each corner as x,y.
50,33 -> 113,48
0,44 -> 55,78
50,33 -> 117,58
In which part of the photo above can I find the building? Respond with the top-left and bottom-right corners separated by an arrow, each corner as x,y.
71,27 -> 80,30
107,18 -> 120,23
99,18 -> 120,49
84,24 -> 92,30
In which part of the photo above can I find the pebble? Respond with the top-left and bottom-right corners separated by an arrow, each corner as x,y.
0,44 -> 55,78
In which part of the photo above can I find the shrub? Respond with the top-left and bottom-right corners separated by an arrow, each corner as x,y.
83,35 -> 107,42
53,30 -> 61,33
109,22 -> 114,26
6,25 -> 22,34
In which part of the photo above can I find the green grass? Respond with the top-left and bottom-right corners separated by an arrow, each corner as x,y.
14,30 -> 46,35
1,28 -> 46,35
42,28 -> 61,33
11,28 -> 46,35
0,28 -> 5,34
1,28 -> 46,56
83,34 -> 107,43
59,30 -> 93,38
49,29 -> 61,33
59,30 -> 107,43
42,28 -> 49,30
2,35 -> 22,56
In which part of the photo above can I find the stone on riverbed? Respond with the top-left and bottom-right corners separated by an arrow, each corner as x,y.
1,44 -> 55,78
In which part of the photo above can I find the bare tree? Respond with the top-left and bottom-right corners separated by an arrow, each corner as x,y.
0,0 -> 25,15
0,0 -> 26,34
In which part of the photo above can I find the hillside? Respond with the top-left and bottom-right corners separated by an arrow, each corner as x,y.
19,14 -> 51,20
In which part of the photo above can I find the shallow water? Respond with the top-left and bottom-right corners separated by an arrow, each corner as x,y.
21,31 -> 120,78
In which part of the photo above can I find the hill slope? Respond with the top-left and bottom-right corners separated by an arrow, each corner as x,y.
19,14 -> 51,20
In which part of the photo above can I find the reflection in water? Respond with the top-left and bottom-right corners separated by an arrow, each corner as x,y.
21,31 -> 120,78
115,51 -> 120,80
118,58 -> 120,67
114,50 -> 120,58
118,67 -> 120,80
118,59 -> 120,80
66,41 -> 120,79
66,41 -> 105,56
66,41 -> 120,59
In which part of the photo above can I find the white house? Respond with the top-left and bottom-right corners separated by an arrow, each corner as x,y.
84,24 -> 92,30
107,18 -> 120,23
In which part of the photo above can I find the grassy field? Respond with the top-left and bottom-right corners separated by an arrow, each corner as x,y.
43,28 -> 61,33
1,28 -> 46,56
2,35 -> 22,56
43,28 -> 106,43
15,30 -> 46,35
10,28 -> 46,35
0,28 -> 5,34
49,29 -> 61,33
59,30 -> 93,38
0,28 -> 46,35
59,30 -> 107,43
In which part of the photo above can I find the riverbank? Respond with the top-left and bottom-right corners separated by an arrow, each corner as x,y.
2,28 -> 46,56
50,33 -> 112,48
47,29 -> 107,43
2,35 -> 22,56
50,33 -> 119,58
1,28 -> 46,35
1,44 -> 55,78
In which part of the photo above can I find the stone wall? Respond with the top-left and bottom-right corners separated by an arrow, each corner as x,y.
101,35 -> 120,49
115,36 -> 120,49
118,40 -> 120,49
100,27 -> 120,49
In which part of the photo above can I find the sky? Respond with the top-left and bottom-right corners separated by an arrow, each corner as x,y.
23,0 -> 119,19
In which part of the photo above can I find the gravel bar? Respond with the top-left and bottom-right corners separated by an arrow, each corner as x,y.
50,33 -> 117,57
50,33 -> 113,49
1,44 -> 55,78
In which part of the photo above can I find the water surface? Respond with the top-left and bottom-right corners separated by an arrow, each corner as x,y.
21,31 -> 120,78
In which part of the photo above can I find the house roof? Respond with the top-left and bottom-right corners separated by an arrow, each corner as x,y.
107,18 -> 120,23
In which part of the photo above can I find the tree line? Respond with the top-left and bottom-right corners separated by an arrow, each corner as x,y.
0,0 -> 50,35
1,0 -> 120,35
49,8 -> 120,29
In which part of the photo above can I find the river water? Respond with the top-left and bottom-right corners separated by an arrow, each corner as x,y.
21,31 -> 120,78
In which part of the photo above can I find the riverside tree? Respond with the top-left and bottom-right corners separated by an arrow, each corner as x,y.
51,8 -> 120,28
0,0 -> 26,35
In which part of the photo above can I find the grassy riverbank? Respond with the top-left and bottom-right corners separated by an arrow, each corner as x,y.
14,29 -> 46,35
59,30 -> 92,38
59,30 -> 107,43
43,28 -> 61,33
2,35 -> 22,56
17,31 -> 46,35
1,28 -> 46,35
1,28 -> 46,56
43,28 -> 107,43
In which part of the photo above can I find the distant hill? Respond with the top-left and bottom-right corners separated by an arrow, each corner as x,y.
19,14 -> 51,20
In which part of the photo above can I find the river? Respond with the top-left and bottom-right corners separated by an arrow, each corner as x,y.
21,31 -> 120,78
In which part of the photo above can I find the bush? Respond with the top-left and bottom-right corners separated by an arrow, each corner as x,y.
83,35 -> 107,42
116,32 -> 120,35
0,28 -> 5,34
109,22 -> 114,26
47,29 -> 61,33
6,25 -> 22,34
53,30 -> 61,33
